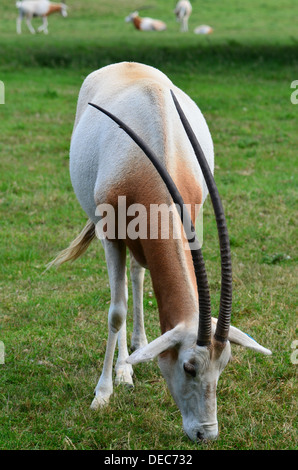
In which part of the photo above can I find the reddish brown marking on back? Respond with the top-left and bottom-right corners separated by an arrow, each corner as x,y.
115,63 -> 173,93
46,4 -> 62,16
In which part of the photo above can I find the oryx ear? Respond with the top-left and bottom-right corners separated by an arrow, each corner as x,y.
127,323 -> 185,365
228,325 -> 272,355
211,318 -> 272,355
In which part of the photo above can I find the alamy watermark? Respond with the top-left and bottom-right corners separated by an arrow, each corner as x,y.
0,81 -> 4,104
95,197 -> 204,250
290,80 -> 298,104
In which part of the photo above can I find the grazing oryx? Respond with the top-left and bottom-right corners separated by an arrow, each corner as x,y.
125,11 -> 166,31
48,62 -> 271,442
174,0 -> 192,32
16,0 -> 67,35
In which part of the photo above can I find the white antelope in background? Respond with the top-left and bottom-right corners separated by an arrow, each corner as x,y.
49,62 -> 271,442
125,11 -> 166,31
174,0 -> 192,32
16,0 -> 67,35
194,25 -> 214,35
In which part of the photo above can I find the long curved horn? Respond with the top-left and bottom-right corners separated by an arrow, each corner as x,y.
170,90 -> 232,343
88,102 -> 212,346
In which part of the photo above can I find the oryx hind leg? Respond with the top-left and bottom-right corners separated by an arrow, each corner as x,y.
91,239 -> 132,410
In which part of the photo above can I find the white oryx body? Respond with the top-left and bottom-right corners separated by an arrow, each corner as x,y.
174,0 -> 192,32
125,11 -> 166,31
16,0 -> 67,34
50,62 -> 271,442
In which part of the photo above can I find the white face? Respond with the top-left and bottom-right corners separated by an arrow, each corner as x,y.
125,12 -> 137,23
158,341 -> 231,441
127,321 -> 270,441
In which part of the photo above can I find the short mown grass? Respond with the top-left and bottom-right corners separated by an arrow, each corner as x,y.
0,0 -> 297,450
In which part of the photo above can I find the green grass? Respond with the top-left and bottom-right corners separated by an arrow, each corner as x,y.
0,0 -> 297,450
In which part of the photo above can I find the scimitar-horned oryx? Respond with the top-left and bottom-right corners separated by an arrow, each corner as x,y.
48,62 -> 272,442
174,1 -> 192,32
16,0 -> 67,35
125,11 -> 167,31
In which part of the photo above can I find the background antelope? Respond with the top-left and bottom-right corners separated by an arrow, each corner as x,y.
16,0 -> 67,34
174,0 -> 192,32
125,11 -> 166,31
49,62 -> 271,442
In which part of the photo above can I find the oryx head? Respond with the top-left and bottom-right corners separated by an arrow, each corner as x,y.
125,11 -> 138,23
88,92 -> 271,442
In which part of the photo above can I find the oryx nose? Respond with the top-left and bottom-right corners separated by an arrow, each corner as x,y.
197,423 -> 218,441
184,421 -> 218,442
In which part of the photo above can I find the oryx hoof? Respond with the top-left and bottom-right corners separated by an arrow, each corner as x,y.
90,394 -> 110,410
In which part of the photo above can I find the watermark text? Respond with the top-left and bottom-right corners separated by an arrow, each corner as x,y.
95,197 -> 203,250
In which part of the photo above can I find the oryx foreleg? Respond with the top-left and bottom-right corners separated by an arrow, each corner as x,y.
129,252 -> 147,351
91,240 -> 132,409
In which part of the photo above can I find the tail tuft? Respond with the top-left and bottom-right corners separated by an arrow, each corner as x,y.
45,219 -> 96,272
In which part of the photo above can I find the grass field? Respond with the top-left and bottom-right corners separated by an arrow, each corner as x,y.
0,0 -> 297,450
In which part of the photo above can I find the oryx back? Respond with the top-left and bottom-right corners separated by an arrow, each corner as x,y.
69,62 -> 214,229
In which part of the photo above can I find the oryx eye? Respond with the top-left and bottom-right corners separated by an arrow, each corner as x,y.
183,362 -> 196,377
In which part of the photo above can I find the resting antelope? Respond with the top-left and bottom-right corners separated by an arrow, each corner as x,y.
194,25 -> 214,35
174,0 -> 192,32
125,11 -> 166,31
49,62 -> 271,442
16,0 -> 67,35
